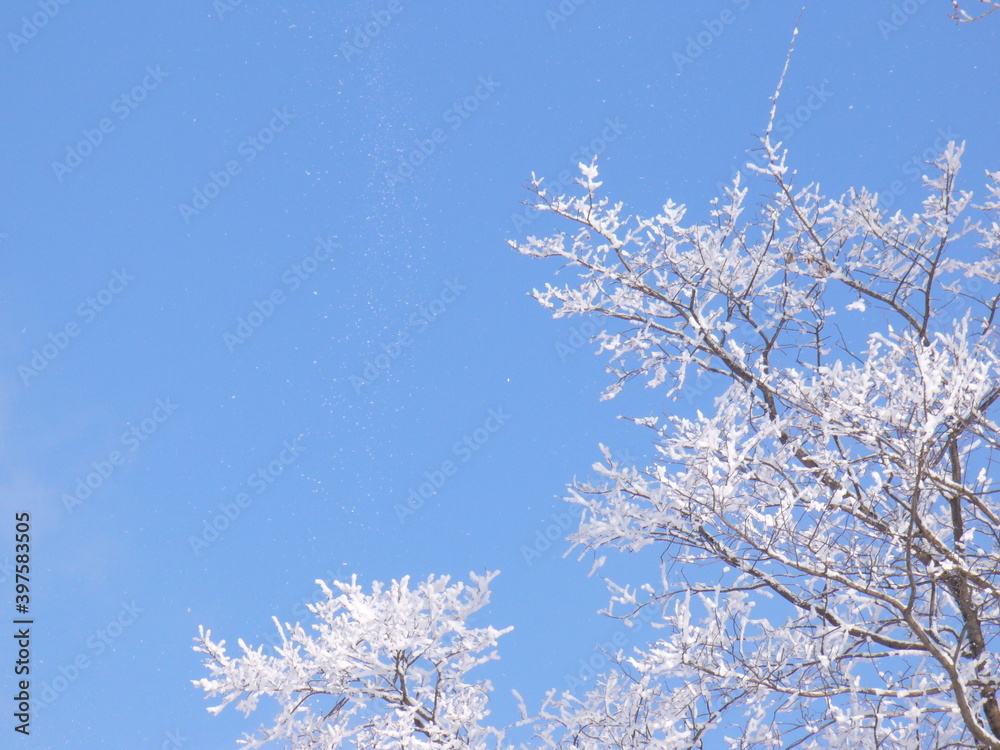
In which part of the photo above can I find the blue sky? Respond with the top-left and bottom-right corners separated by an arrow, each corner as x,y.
1,1 -> 998,747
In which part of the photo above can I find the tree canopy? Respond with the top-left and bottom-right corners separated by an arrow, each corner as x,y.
195,12 -> 1000,750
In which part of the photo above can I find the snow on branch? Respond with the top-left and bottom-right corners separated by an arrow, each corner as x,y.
194,571 -> 512,750
510,134 -> 1000,748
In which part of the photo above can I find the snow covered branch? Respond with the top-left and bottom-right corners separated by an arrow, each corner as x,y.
510,136 -> 1000,748
193,571 -> 512,750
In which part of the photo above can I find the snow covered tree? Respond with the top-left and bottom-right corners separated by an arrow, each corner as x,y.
196,129 -> 1000,749
507,70 -> 1000,747
195,24 -> 1000,750
193,571 -> 512,749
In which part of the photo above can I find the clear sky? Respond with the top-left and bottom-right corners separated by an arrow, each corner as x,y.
1,1 -> 997,747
